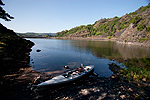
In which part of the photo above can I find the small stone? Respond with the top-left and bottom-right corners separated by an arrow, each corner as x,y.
120,95 -> 126,99
118,91 -> 121,94
36,49 -> 41,52
120,86 -> 124,89
111,76 -> 115,79
128,88 -> 133,92
138,84 -> 141,87
80,89 -> 89,95
142,78 -> 146,82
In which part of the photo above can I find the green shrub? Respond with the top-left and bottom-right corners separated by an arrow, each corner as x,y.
91,31 -> 96,35
141,5 -> 150,12
114,16 -> 118,18
96,32 -> 102,35
146,26 -> 150,32
108,36 -> 112,39
129,12 -> 137,15
137,20 -> 145,31
137,25 -> 145,31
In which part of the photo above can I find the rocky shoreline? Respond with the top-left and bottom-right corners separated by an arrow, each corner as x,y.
116,40 -> 150,48
1,63 -> 149,100
54,36 -> 150,48
55,36 -> 118,42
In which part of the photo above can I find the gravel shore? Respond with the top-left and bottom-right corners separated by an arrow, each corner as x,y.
1,67 -> 149,100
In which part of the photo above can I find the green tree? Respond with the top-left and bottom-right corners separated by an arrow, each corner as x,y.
0,0 -> 14,21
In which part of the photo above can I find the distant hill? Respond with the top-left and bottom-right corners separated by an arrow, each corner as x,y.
17,32 -> 56,38
56,4 -> 150,47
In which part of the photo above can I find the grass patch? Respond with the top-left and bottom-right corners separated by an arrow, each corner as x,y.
138,38 -> 150,43
120,58 -> 150,83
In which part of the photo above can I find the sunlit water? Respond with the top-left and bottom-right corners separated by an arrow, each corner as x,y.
26,38 -> 150,77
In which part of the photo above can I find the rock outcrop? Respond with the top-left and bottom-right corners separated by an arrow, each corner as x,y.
65,29 -> 90,37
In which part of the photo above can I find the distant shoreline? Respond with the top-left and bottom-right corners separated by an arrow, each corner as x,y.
22,36 -> 48,38
24,36 -> 150,48
54,37 -> 117,42
54,37 -> 150,48
24,36 -> 117,41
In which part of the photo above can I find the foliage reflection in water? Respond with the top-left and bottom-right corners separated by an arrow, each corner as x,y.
26,38 -> 150,77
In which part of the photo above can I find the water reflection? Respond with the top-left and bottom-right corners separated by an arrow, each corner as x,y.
70,40 -> 150,60
27,38 -> 150,77
116,43 -> 150,59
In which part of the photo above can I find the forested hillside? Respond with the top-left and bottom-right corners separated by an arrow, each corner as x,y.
56,4 -> 150,45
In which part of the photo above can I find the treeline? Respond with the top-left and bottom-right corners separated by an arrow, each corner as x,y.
17,32 -> 56,38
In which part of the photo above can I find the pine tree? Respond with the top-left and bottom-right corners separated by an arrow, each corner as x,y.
0,0 -> 14,21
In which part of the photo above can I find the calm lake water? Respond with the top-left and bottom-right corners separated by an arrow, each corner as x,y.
26,38 -> 150,77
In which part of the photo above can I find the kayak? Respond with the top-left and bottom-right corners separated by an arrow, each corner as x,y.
36,65 -> 94,88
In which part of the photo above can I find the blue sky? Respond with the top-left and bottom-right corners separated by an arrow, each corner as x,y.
0,0 -> 149,33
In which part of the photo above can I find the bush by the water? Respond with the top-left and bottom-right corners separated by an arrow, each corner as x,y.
120,58 -> 150,83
